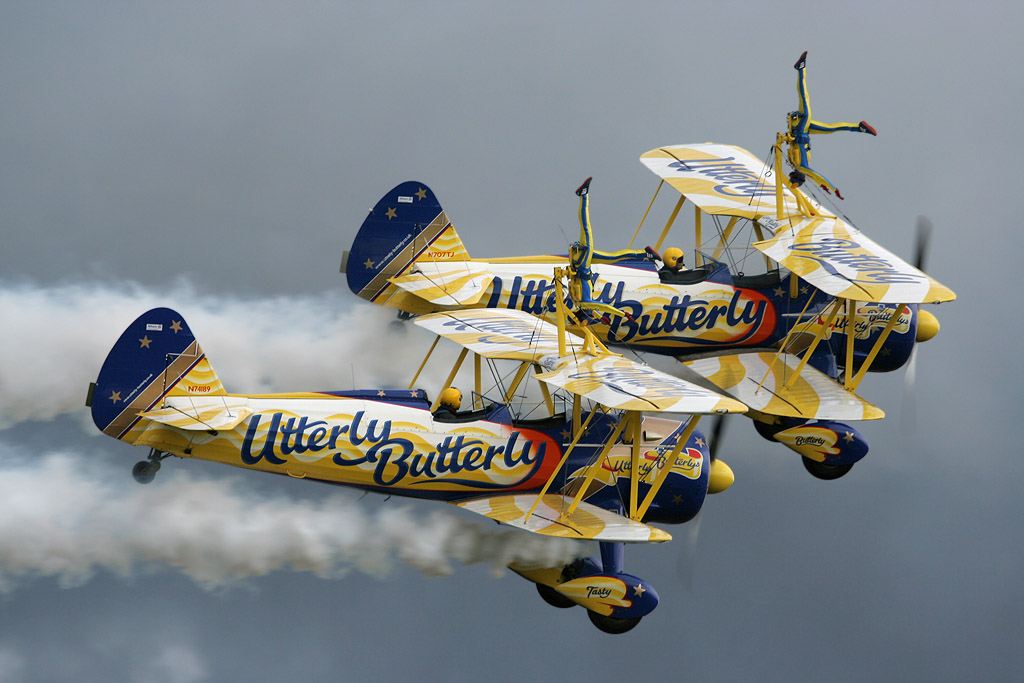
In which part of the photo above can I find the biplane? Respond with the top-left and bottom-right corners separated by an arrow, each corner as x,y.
87,294 -> 746,633
342,62 -> 955,481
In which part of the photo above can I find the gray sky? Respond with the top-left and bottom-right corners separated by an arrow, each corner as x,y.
2,2 -> 1022,681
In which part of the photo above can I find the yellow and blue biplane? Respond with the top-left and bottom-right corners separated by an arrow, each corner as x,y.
88,292 -> 745,633
342,57 -> 955,482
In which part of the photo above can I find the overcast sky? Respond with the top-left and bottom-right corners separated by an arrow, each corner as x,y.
2,2 -> 1022,681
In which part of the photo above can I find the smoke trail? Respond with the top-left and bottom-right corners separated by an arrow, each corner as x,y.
0,447 -> 586,591
0,280 -> 452,429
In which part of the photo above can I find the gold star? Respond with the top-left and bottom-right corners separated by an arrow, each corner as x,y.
633,583 -> 646,597
415,187 -> 427,200
410,390 -> 419,397
695,437 -> 705,448
170,320 -> 182,333
773,287 -> 785,298
109,391 -> 122,403
385,207 -> 397,220
800,285 -> 809,295
139,336 -> 152,348
843,431 -> 855,443
561,427 -> 572,439
377,390 -> 386,397
364,258 -> 374,269
672,494 -> 684,504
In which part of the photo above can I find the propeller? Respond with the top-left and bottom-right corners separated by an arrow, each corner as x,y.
678,414 -> 727,588
903,216 -> 936,430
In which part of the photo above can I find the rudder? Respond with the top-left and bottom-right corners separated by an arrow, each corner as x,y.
90,308 -> 225,441
344,181 -> 470,303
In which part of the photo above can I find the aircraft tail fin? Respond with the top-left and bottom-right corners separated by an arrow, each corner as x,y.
344,181 -> 470,303
89,308 -> 226,441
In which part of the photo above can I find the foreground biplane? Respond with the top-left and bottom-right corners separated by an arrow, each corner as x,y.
342,59 -> 955,481
88,296 -> 746,633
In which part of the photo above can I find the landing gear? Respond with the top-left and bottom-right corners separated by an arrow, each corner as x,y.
587,610 -> 642,635
801,456 -> 853,480
536,583 -> 574,609
132,449 -> 170,484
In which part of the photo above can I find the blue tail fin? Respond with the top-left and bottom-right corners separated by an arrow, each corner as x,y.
90,308 -> 225,441
344,181 -> 470,303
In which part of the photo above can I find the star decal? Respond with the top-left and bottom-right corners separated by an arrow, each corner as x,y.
843,431 -> 855,444
800,285 -> 809,295
139,336 -> 152,348
672,494 -> 684,505
633,583 -> 646,597
773,286 -> 786,298
415,187 -> 427,200
695,437 -> 705,448
881,347 -> 891,356
377,390 -> 386,397
385,207 -> 397,220
364,258 -> 374,269
410,390 -> 419,398
109,391 -> 122,403
561,427 -> 572,439
170,320 -> 183,334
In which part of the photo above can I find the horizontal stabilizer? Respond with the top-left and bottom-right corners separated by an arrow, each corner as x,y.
682,351 -> 883,421
753,216 -> 955,304
389,261 -> 494,306
455,494 -> 671,543
137,397 -> 252,431
535,355 -> 746,414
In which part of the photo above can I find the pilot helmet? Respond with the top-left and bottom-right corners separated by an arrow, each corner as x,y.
663,247 -> 685,270
439,387 -> 462,411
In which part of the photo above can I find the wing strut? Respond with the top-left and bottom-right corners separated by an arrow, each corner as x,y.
523,408 -> 601,523
635,415 -> 702,520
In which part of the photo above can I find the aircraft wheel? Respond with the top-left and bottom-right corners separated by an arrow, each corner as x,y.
587,610 -> 641,634
536,582 -> 575,609
132,460 -> 160,484
801,457 -> 852,481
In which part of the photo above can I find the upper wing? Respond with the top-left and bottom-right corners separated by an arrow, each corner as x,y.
414,308 -> 583,361
534,354 -> 746,414
388,261 -> 495,306
639,143 -> 825,220
416,308 -> 745,414
753,216 -> 956,304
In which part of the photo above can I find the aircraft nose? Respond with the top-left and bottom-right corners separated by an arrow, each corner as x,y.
916,309 -> 940,343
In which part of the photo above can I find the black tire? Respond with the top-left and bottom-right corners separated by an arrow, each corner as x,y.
587,610 -> 641,634
801,457 -> 853,480
536,582 -> 575,609
132,461 -> 158,484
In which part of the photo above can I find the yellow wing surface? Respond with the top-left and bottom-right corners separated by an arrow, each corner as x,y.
455,494 -> 671,542
639,143 -> 819,220
681,351 -> 883,421
415,308 -> 745,415
753,216 -> 956,304
534,354 -> 745,414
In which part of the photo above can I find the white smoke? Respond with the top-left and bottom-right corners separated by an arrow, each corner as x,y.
0,280 -> 448,429
0,281 -> 587,591
0,447 -> 586,591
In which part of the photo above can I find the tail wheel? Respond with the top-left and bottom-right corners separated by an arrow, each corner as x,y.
801,457 -> 853,480
587,610 -> 641,634
132,460 -> 160,484
536,583 -> 575,609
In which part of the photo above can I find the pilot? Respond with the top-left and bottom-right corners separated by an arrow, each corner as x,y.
659,247 -> 687,282
433,387 -> 462,419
